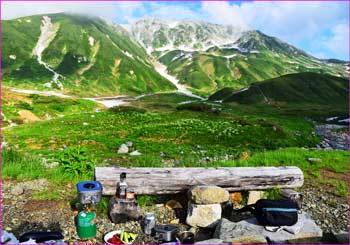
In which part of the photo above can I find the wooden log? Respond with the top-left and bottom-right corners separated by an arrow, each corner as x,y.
95,166 -> 304,195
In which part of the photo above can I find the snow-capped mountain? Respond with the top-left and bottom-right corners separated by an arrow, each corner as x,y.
127,18 -> 347,96
129,17 -> 246,54
3,14 -> 348,97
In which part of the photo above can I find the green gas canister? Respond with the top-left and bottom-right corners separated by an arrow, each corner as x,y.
77,210 -> 96,239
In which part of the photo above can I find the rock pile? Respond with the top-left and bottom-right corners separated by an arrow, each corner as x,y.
186,186 -> 229,228
116,141 -> 142,156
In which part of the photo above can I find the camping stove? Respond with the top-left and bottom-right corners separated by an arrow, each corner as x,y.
76,181 -> 103,240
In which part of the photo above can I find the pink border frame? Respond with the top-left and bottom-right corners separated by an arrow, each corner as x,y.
0,1 -> 349,244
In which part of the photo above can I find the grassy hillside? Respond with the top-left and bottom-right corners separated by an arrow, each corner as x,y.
159,49 -> 347,97
2,88 -> 103,127
3,13 -> 176,96
211,72 -> 348,105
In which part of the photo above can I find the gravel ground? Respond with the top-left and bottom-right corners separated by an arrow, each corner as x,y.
2,178 -> 349,244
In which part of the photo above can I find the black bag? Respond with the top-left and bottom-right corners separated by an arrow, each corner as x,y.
238,199 -> 299,226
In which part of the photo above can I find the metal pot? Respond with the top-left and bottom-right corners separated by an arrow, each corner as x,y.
154,224 -> 178,242
176,231 -> 195,244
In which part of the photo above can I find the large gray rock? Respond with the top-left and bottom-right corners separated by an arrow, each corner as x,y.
186,202 -> 221,228
214,212 -> 322,243
109,196 -> 140,224
189,185 -> 229,204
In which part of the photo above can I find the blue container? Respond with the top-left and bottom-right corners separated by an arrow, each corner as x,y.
76,181 -> 102,204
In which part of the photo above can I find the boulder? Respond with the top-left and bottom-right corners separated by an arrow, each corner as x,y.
109,196 -> 140,224
214,212 -> 322,243
117,144 -> 129,154
186,202 -> 221,228
189,185 -> 229,204
247,191 -> 264,205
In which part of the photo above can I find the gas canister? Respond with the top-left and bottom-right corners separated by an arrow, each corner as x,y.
77,210 -> 96,239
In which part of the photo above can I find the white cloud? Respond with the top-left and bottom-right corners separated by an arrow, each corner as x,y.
2,2 -> 114,20
325,24 -> 349,59
202,2 -> 347,41
145,4 -> 201,22
1,1 -> 143,21
201,1 -> 348,60
199,2 -> 250,29
2,1 -> 348,59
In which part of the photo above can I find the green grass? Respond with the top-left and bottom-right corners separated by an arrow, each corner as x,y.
333,181 -> 348,198
3,107 -> 320,170
2,91 -> 348,202
210,147 -> 349,185
33,189 -> 61,200
2,148 -> 47,180
216,72 -> 348,107
2,89 -> 103,126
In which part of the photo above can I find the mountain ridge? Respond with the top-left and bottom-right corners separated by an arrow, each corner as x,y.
3,13 -> 348,97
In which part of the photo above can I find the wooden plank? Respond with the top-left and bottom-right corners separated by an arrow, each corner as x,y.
95,166 -> 304,195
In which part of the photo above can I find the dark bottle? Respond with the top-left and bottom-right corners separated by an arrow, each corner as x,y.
117,172 -> 128,199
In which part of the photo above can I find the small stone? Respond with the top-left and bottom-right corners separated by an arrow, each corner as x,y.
129,150 -> 141,156
126,141 -> 133,147
83,122 -> 88,126
11,184 -> 25,195
186,202 -> 221,228
189,185 -> 229,204
307,158 -> 322,163
170,219 -> 180,225
117,144 -> 129,154
229,192 -> 242,205
247,191 -> 264,205
165,200 -> 183,209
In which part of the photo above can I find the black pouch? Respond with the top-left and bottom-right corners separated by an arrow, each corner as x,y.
238,199 -> 299,226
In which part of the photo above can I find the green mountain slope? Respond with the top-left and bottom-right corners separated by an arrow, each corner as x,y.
3,13 -> 176,96
209,72 -> 348,107
130,19 -> 348,96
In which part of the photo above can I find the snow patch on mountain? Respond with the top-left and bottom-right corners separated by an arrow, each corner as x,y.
153,60 -> 204,99
32,16 -> 63,89
89,36 -> 95,46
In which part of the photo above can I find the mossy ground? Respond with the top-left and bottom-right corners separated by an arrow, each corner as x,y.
2,92 -> 348,200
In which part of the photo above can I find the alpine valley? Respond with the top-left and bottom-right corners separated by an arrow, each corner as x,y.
2,13 -> 349,243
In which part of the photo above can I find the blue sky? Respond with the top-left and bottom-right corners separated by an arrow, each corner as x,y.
2,1 -> 349,60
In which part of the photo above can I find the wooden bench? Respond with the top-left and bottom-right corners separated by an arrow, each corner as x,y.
95,166 -> 304,195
